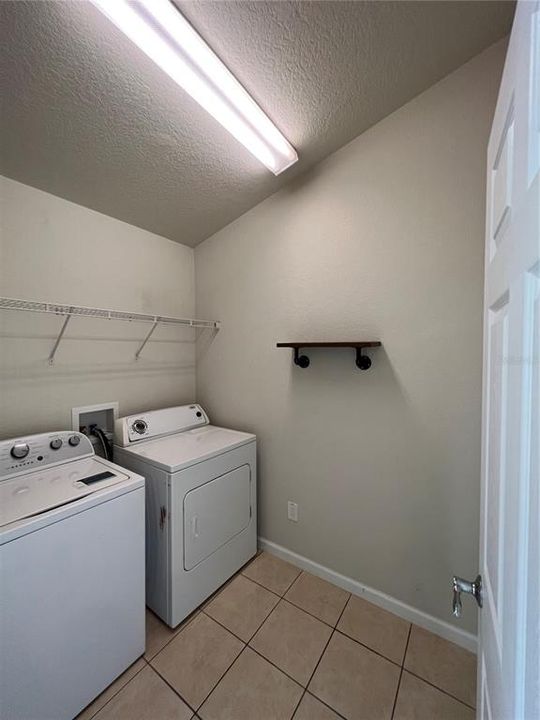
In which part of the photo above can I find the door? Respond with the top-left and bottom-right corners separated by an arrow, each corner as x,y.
183,464 -> 252,570
479,1 -> 539,718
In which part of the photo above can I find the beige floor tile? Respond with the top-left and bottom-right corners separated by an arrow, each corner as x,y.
337,595 -> 410,664
199,647 -> 303,720
145,607 -> 199,660
76,658 -> 146,720
204,574 -> 279,641
151,612 -> 243,709
242,551 -> 301,595
293,692 -> 343,720
285,572 -> 350,626
92,665 -> 192,720
250,600 -> 332,685
404,626 -> 476,707
309,631 -> 400,720
393,671 -> 475,720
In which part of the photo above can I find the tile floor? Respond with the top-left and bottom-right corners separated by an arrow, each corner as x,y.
78,552 -> 477,720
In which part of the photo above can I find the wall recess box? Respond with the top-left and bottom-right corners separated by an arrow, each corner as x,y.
71,402 -> 119,453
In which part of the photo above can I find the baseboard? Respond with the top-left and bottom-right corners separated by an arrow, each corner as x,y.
258,537 -> 477,654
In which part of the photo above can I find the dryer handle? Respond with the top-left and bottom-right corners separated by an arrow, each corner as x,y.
191,515 -> 199,539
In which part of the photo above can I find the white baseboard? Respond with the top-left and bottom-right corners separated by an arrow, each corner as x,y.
258,537 -> 477,654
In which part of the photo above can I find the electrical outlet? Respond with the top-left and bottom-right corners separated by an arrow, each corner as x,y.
287,501 -> 299,522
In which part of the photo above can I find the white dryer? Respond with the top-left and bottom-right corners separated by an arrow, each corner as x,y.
0,430 -> 145,720
114,404 -> 256,628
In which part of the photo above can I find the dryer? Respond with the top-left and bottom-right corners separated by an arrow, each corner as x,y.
115,404 -> 256,628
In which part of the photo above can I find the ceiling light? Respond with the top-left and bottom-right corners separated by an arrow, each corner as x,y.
89,0 -> 298,174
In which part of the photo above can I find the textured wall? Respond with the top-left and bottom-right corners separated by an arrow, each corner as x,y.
0,177 -> 196,438
195,41 -> 506,634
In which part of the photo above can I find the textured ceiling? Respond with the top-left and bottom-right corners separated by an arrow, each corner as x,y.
1,1 -> 514,246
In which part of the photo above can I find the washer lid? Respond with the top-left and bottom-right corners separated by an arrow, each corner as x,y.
117,425 -> 255,472
0,457 -> 129,528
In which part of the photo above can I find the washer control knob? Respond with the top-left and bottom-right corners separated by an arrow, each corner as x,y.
132,420 -> 148,435
11,443 -> 30,459
68,435 -> 80,447
50,438 -> 63,450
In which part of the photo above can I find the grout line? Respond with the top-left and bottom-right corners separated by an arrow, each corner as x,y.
241,563 -> 302,598
300,691 -> 350,720
79,658 -> 148,720
296,593 -> 351,718
151,638 -> 246,716
195,644 -> 249,714
400,623 -> 412,668
248,644 -> 305,690
401,669 -> 477,711
226,567 -> 351,634
333,628 -> 403,669
390,623 -> 412,720
239,568 -> 344,631
282,567 -> 304,596
237,573 -> 283,601
290,690 -> 307,720
144,606 -> 201,661
202,585 -> 280,646
149,664 -> 199,716
282,568 -> 303,594
200,608 -> 249,645
281,590 -> 349,629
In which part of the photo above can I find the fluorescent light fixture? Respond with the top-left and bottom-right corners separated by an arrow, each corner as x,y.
90,0 -> 298,174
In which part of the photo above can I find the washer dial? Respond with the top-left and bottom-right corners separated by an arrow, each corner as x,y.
11,443 -> 30,459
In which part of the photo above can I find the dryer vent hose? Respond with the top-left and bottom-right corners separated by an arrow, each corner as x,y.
89,425 -> 113,462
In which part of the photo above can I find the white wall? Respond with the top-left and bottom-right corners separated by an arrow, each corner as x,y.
195,41 -> 506,635
0,177 -> 196,438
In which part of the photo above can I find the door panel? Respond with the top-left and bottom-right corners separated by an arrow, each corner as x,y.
183,464 -> 251,570
479,2 -> 540,718
484,299 -> 509,659
490,113 -> 513,252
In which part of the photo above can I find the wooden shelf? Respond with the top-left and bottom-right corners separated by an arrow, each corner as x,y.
276,341 -> 381,370
277,342 -> 381,349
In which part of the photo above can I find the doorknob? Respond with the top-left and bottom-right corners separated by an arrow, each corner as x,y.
452,574 -> 482,618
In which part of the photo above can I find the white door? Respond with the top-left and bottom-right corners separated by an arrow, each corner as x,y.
479,1 -> 540,718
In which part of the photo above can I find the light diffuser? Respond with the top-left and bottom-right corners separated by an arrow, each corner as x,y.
90,0 -> 298,174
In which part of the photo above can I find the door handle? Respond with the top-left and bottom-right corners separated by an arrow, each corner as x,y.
452,574 -> 482,618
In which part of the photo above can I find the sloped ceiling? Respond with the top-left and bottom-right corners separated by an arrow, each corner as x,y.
1,1 -> 514,246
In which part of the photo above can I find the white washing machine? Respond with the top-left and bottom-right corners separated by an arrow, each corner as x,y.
0,430 -> 145,720
114,404 -> 256,628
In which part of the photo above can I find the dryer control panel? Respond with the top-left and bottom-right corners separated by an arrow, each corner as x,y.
0,431 -> 93,480
115,404 -> 209,446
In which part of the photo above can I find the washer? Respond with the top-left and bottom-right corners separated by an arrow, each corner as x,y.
0,431 -> 145,720
114,404 -> 256,628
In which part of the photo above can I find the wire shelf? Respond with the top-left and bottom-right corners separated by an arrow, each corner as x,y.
0,296 -> 220,363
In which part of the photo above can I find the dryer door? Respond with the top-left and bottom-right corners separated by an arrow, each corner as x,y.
183,464 -> 251,571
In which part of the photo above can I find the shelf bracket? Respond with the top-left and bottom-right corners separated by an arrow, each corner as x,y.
278,341 -> 381,370
293,347 -> 310,368
135,319 -> 159,360
355,347 -> 372,371
48,313 -> 72,365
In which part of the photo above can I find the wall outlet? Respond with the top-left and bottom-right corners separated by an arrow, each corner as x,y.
287,501 -> 299,522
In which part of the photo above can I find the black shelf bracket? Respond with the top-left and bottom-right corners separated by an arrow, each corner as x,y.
293,347 -> 311,368
278,341 -> 381,371
355,348 -> 372,371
